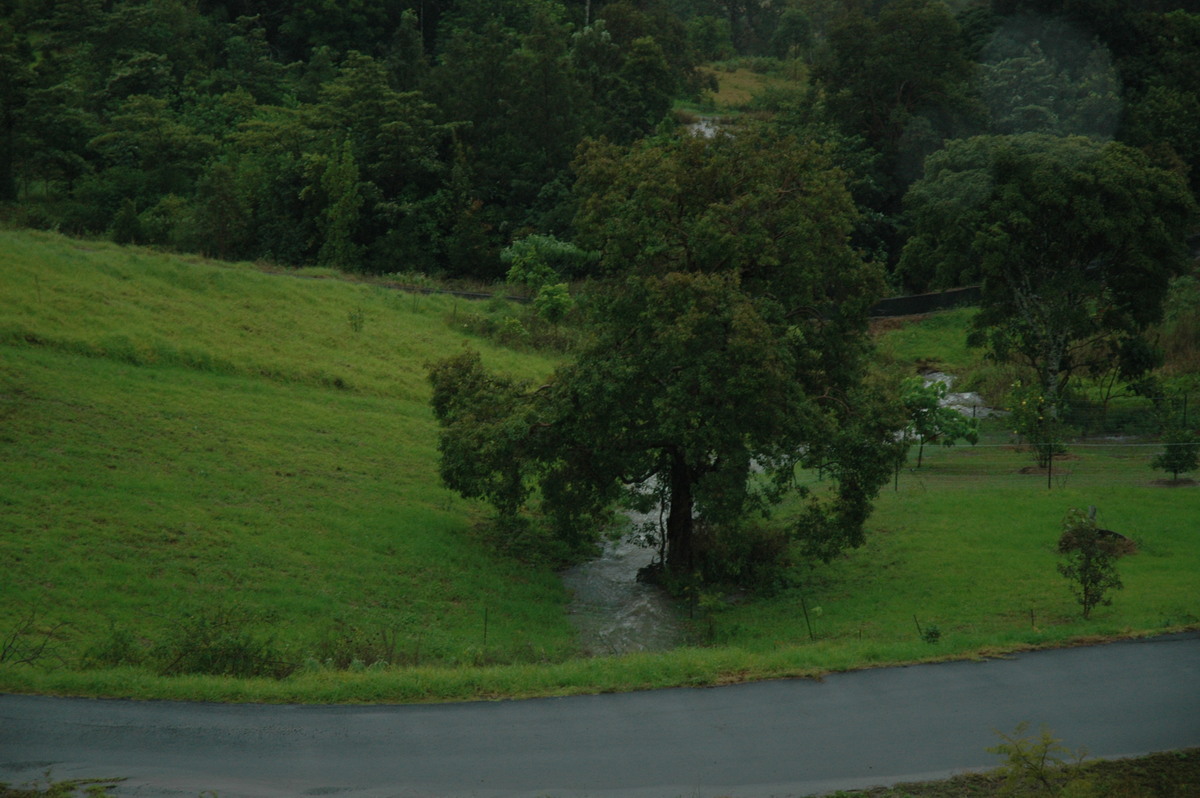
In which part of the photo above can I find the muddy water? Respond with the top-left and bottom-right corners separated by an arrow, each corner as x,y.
561,521 -> 686,656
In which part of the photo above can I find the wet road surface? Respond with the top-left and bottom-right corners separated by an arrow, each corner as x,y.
1,633 -> 1198,797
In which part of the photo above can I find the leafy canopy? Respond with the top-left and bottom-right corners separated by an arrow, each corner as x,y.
900,377 -> 979,468
430,128 -> 899,580
899,133 -> 1198,404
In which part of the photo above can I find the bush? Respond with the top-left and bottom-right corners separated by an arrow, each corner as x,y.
1152,426 -> 1199,481
110,199 -> 142,245
1056,509 -> 1126,619
989,721 -> 1088,796
81,624 -> 144,669
693,520 -> 794,592
313,622 -> 410,669
150,606 -> 295,679
1010,381 -> 1073,468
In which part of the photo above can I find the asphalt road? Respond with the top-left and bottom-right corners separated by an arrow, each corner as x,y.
2,633 -> 1198,798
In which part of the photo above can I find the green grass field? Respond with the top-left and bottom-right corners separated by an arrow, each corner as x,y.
1,228 -> 1196,703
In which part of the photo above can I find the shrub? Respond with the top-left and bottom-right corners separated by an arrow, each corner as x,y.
1152,426 -> 1199,481
81,624 -> 144,669
150,606 -> 295,679
989,721 -> 1088,796
1010,380 -> 1072,468
1056,508 -> 1127,619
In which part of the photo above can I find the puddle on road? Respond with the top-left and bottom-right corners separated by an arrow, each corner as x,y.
561,523 -> 686,656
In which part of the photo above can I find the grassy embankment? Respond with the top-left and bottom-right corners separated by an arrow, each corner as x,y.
1,228 -> 1197,704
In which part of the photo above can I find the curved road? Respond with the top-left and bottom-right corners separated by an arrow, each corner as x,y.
2,634 -> 1198,797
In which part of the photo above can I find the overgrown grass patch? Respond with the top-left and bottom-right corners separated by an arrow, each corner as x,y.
813,748 -> 1200,797
684,59 -> 804,115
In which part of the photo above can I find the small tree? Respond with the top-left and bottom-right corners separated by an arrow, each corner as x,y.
1152,427 -> 1199,482
1056,508 -> 1125,619
988,721 -> 1088,796
1009,380 -> 1070,469
502,235 -> 589,326
532,282 -> 573,326
110,198 -> 143,245
501,234 -> 595,290
900,377 -> 978,467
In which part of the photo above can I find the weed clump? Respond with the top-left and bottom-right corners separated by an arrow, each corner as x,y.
150,606 -> 295,679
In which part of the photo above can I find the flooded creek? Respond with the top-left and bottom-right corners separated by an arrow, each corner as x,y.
561,520 -> 686,656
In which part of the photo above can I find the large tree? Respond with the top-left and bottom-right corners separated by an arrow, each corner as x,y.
812,0 -> 978,185
899,133 -> 1198,411
430,129 -> 899,579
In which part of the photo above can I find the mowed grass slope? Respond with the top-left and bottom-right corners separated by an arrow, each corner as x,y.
1,228 -> 1197,703
0,229 -> 576,690
714,441 -> 1199,660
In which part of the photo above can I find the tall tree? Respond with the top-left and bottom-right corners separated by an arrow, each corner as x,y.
0,23 -> 33,201
431,129 -> 898,579
976,15 -> 1121,139
899,133 -> 1198,413
813,0 -> 977,166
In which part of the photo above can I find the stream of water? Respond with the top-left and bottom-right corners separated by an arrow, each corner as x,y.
561,519 -> 686,656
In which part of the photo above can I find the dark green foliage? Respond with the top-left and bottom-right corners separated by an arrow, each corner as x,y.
687,15 -> 735,61
109,198 -> 142,245
977,16 -> 1121,138
0,22 -> 34,202
428,349 -> 537,521
3,0 -> 1198,290
900,133 -> 1198,412
1152,427 -> 1199,481
3,0 -> 713,277
770,9 -> 813,59
192,162 -> 249,260
811,0 -> 978,185
431,129 -> 899,583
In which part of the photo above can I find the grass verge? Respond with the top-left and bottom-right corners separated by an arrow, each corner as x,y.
816,748 -> 1200,797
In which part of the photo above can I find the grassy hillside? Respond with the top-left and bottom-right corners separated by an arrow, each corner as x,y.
1,229 -> 1197,703
0,230 -> 577,688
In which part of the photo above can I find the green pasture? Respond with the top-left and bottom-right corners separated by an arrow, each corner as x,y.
1,229 -> 1196,703
716,439 -> 1199,658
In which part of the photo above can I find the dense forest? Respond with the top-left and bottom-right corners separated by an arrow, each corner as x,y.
2,0 -> 1198,287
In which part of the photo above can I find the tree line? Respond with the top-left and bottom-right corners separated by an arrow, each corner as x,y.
1,0 -> 1197,285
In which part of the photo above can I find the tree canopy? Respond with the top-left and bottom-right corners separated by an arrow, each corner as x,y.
899,133 -> 1198,407
2,0 -> 1198,283
430,129 -> 899,581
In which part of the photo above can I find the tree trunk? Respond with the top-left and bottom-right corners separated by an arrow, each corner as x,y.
0,117 -> 16,202
665,451 -> 695,575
